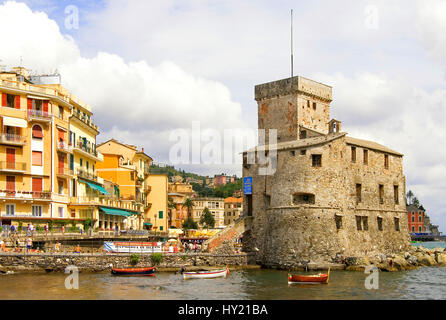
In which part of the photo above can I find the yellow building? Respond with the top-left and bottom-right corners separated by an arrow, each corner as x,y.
224,197 -> 243,225
0,67 -> 141,232
167,181 -> 196,228
192,197 -> 225,229
96,139 -> 168,233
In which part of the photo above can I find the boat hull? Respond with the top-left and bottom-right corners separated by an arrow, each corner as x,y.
288,274 -> 329,284
183,268 -> 229,280
111,267 -> 155,276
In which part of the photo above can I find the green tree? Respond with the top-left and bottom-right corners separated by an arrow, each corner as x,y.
406,190 -> 414,205
412,197 -> 420,208
182,198 -> 195,219
182,217 -> 198,230
200,207 -> 215,229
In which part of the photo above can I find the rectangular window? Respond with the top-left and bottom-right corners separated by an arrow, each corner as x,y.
32,151 -> 43,166
356,216 -> 362,231
362,216 -> 368,231
69,154 -> 74,170
377,217 -> 383,231
32,177 -> 43,192
312,102 -> 316,110
363,149 -> 368,165
379,184 -> 384,204
6,204 -> 15,216
419,215 -> 422,222
356,184 -> 362,204
335,215 -> 342,230
384,154 -> 389,169
160,226 -> 163,231
80,158 -> 83,167
351,147 -> 356,163
412,226 -> 415,232
300,150 -> 306,155
300,130 -> 307,139
58,180 -> 64,195
86,161 -> 89,171
159,211 -> 163,219
58,207 -> 64,218
59,106 -> 63,119
32,205 -> 42,217
419,226 -> 422,232
412,216 -> 415,222
394,217 -> 400,231
6,94 -> 15,108
394,185 -> 399,204
312,154 -> 322,167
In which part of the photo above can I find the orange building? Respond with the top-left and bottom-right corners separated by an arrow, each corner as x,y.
407,204 -> 425,233
224,197 -> 243,225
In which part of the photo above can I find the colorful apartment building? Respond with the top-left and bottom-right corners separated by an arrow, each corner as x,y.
214,174 -> 235,186
96,139 -> 167,233
224,197 -> 243,225
192,197 -> 225,228
0,67 -> 142,231
407,204 -> 425,233
167,181 -> 196,228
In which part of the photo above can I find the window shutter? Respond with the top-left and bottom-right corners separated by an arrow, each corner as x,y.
1,94 -> 6,107
159,211 -> 163,219
69,154 -> 74,170
14,95 -> 20,109
32,151 -> 43,166
43,100 -> 48,113
32,178 -> 43,192
32,125 -> 43,138
27,98 -> 33,110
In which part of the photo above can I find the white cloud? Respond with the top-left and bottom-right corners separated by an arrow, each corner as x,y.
0,1 -> 248,173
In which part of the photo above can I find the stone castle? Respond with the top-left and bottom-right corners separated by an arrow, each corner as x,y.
242,75 -> 411,269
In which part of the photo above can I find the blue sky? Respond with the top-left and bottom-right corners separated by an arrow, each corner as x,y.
1,0 -> 446,230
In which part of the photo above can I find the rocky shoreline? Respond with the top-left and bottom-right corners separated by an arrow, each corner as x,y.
0,246 -> 445,274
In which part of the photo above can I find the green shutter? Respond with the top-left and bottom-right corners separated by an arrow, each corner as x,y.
69,154 -> 74,170
159,211 -> 163,219
160,226 -> 163,231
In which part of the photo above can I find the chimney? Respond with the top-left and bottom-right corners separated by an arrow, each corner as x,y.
142,147 -> 144,153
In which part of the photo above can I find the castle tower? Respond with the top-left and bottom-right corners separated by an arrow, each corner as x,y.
254,76 -> 332,145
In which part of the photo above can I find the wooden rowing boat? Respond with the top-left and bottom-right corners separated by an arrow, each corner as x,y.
182,267 -> 229,280
111,267 -> 155,276
288,268 -> 330,284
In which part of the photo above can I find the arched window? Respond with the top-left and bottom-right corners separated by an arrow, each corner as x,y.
32,125 -> 43,139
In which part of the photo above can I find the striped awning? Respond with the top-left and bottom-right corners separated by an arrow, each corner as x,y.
79,179 -> 110,195
99,206 -> 132,217
2,116 -> 27,128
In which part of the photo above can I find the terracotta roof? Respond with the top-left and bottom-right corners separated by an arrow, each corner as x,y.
345,136 -> 403,156
224,197 -> 243,203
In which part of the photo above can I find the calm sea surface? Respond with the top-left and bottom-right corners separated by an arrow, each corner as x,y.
1,242 -> 445,300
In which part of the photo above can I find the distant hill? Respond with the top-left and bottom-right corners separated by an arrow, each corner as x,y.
149,163 -> 242,198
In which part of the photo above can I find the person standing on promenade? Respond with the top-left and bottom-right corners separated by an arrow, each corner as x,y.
75,244 -> 81,253
26,237 -> 32,253
44,224 -> 48,236
61,225 -> 65,234
0,239 -> 4,252
29,223 -> 34,237
114,223 -> 119,236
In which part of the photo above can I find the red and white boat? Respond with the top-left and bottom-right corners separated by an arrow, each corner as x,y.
288,268 -> 330,285
182,267 -> 229,280
111,267 -> 155,276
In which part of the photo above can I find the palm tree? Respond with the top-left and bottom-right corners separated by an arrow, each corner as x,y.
182,198 -> 195,220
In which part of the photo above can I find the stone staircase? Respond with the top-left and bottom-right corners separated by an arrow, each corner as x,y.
202,216 -> 253,254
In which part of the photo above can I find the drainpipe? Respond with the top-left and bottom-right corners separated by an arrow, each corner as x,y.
50,108 -> 54,220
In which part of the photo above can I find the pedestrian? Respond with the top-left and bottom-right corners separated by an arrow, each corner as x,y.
30,223 -> 34,236
194,242 -> 197,252
114,223 -> 119,236
26,224 -> 31,237
75,244 -> 81,253
0,239 -> 4,252
44,223 -> 48,235
26,237 -> 32,253
10,224 -> 15,234
61,225 -> 65,234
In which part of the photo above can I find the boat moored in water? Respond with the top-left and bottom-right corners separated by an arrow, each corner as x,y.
182,267 -> 229,280
288,268 -> 330,285
111,267 -> 156,276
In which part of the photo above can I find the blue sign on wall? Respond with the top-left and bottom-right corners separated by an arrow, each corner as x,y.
243,177 -> 253,195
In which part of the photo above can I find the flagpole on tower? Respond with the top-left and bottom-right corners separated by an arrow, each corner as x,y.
291,9 -> 294,78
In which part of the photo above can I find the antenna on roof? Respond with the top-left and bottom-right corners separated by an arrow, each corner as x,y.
291,9 -> 294,78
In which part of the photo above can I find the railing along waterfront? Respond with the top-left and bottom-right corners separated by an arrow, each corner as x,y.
0,161 -> 26,171
0,133 -> 25,144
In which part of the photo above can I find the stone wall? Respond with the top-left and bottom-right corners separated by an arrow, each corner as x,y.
0,252 -> 256,273
243,134 -> 411,269
203,217 -> 252,254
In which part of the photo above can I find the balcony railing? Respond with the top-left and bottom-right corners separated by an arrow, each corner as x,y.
69,195 -> 141,212
0,161 -> 26,172
74,140 -> 102,160
0,190 -> 51,200
57,141 -> 73,153
77,168 -> 98,182
72,112 -> 99,131
0,133 -> 26,145
27,109 -> 52,120
57,167 -> 73,176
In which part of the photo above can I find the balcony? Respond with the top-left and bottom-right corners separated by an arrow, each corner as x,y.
144,185 -> 152,193
0,190 -> 51,201
76,168 -> 98,182
71,111 -> 99,132
57,167 -> 73,178
0,133 -> 26,146
0,161 -> 26,173
27,109 -> 52,122
73,140 -> 103,161
57,141 -> 73,153
69,195 -> 141,212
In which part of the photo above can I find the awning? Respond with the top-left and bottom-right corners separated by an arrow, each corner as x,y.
144,223 -> 153,226
99,206 -> 132,217
27,95 -> 49,101
2,116 -> 27,128
79,179 -> 110,195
